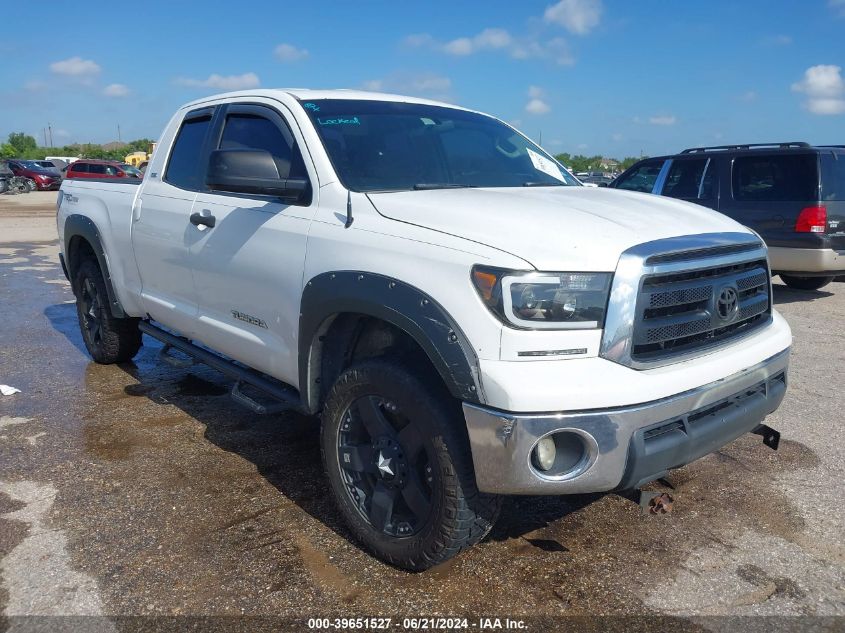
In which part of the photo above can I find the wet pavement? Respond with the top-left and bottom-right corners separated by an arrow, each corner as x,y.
1,195 -> 844,631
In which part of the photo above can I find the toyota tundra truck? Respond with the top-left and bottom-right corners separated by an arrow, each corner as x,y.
57,90 -> 792,570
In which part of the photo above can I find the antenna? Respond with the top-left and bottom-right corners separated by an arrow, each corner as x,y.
345,190 -> 354,228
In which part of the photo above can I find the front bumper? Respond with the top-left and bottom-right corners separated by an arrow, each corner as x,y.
768,246 -> 845,275
463,348 -> 789,495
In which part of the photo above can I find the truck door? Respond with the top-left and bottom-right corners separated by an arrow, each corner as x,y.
130,107 -> 214,337
657,157 -> 719,210
186,102 -> 317,387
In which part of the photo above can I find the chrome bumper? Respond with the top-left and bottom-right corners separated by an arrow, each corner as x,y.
463,348 -> 790,495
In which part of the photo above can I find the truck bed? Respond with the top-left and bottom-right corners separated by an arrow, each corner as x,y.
59,177 -> 147,317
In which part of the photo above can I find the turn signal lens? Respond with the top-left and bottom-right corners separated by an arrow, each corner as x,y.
471,269 -> 499,303
795,206 -> 827,233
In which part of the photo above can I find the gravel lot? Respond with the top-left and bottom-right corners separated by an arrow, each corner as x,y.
1,192 -> 843,631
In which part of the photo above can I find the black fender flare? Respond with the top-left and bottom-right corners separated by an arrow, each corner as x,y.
63,213 -> 126,318
299,271 -> 485,412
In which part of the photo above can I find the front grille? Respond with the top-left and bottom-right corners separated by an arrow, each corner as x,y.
644,242 -> 762,265
632,258 -> 771,361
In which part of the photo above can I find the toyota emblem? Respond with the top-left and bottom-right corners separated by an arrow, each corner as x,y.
716,286 -> 739,321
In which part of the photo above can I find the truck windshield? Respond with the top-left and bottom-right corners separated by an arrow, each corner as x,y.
301,99 -> 579,192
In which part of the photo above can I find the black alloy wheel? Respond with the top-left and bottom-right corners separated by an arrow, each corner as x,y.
337,394 -> 434,537
79,275 -> 104,348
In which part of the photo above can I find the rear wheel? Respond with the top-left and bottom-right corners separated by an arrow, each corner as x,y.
321,358 -> 501,570
780,274 -> 834,291
74,259 -> 142,363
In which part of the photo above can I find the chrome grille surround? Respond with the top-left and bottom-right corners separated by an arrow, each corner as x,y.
600,233 -> 772,369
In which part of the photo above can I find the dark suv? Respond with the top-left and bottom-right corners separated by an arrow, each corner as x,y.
611,142 -> 845,290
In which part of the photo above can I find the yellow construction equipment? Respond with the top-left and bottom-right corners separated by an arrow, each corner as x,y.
124,142 -> 157,167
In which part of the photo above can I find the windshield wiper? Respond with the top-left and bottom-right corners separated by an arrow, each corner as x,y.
412,183 -> 475,190
523,181 -> 566,187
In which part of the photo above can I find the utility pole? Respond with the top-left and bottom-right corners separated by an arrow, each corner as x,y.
117,124 -> 122,143
43,128 -> 48,147
48,123 -> 53,148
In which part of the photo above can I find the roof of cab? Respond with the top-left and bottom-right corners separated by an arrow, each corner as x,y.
180,88 -> 473,113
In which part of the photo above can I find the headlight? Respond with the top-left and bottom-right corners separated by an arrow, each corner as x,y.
472,266 -> 612,330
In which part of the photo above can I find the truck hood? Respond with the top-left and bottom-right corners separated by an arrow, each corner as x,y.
367,187 -> 750,270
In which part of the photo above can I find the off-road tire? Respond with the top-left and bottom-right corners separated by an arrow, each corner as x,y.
321,358 -> 501,571
780,274 -> 834,291
74,258 -> 142,363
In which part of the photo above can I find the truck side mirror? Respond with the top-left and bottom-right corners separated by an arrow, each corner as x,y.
206,149 -> 308,202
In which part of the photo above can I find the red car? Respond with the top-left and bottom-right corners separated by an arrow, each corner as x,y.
7,159 -> 62,190
65,160 -> 143,180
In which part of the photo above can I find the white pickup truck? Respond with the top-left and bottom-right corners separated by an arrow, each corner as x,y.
58,89 -> 792,570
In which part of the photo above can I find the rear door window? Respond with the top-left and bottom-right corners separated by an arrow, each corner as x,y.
89,164 -> 106,175
820,152 -> 845,201
662,159 -> 709,199
732,154 -> 818,202
614,159 -> 665,193
165,112 -> 213,190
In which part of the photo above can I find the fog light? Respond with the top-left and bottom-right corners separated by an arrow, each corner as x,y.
533,436 -> 556,471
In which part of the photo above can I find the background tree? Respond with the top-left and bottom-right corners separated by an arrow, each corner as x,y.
78,144 -> 109,159
620,156 -> 645,170
7,132 -> 38,156
555,152 -> 648,174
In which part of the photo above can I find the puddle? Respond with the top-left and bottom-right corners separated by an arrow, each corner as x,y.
124,384 -> 157,397
175,374 -> 228,397
0,480 -> 115,622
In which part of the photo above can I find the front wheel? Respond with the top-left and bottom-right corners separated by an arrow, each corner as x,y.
321,358 -> 501,570
780,274 -> 835,291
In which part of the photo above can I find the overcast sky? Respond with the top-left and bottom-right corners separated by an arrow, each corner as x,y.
2,0 -> 844,157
